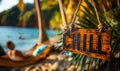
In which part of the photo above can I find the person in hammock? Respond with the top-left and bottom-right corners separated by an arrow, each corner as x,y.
6,41 -> 48,61
6,41 -> 29,61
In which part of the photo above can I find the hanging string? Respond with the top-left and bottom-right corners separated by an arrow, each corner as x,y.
69,0 -> 82,30
58,0 -> 67,27
91,0 -> 103,32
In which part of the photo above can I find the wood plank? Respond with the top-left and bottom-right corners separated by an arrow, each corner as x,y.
63,29 -> 111,60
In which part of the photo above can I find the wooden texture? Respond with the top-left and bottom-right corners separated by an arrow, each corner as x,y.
63,29 -> 111,60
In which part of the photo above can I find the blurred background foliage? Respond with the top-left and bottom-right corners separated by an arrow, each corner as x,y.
0,0 -> 120,30
0,0 -> 61,29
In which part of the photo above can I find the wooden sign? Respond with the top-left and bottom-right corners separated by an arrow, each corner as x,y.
63,29 -> 111,60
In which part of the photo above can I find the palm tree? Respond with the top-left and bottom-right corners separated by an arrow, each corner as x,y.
34,0 -> 49,44
17,0 -> 49,44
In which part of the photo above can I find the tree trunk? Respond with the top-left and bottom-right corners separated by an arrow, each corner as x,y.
34,0 -> 49,44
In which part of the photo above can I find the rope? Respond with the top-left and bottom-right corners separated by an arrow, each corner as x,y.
58,0 -> 67,27
91,0 -> 103,32
69,0 -> 82,30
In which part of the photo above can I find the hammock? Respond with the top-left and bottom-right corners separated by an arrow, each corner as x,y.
0,41 -> 53,67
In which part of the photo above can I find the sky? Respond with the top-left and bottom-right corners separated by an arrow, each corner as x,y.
0,0 -> 34,12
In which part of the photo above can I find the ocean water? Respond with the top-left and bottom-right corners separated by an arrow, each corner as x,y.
0,26 -> 59,52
